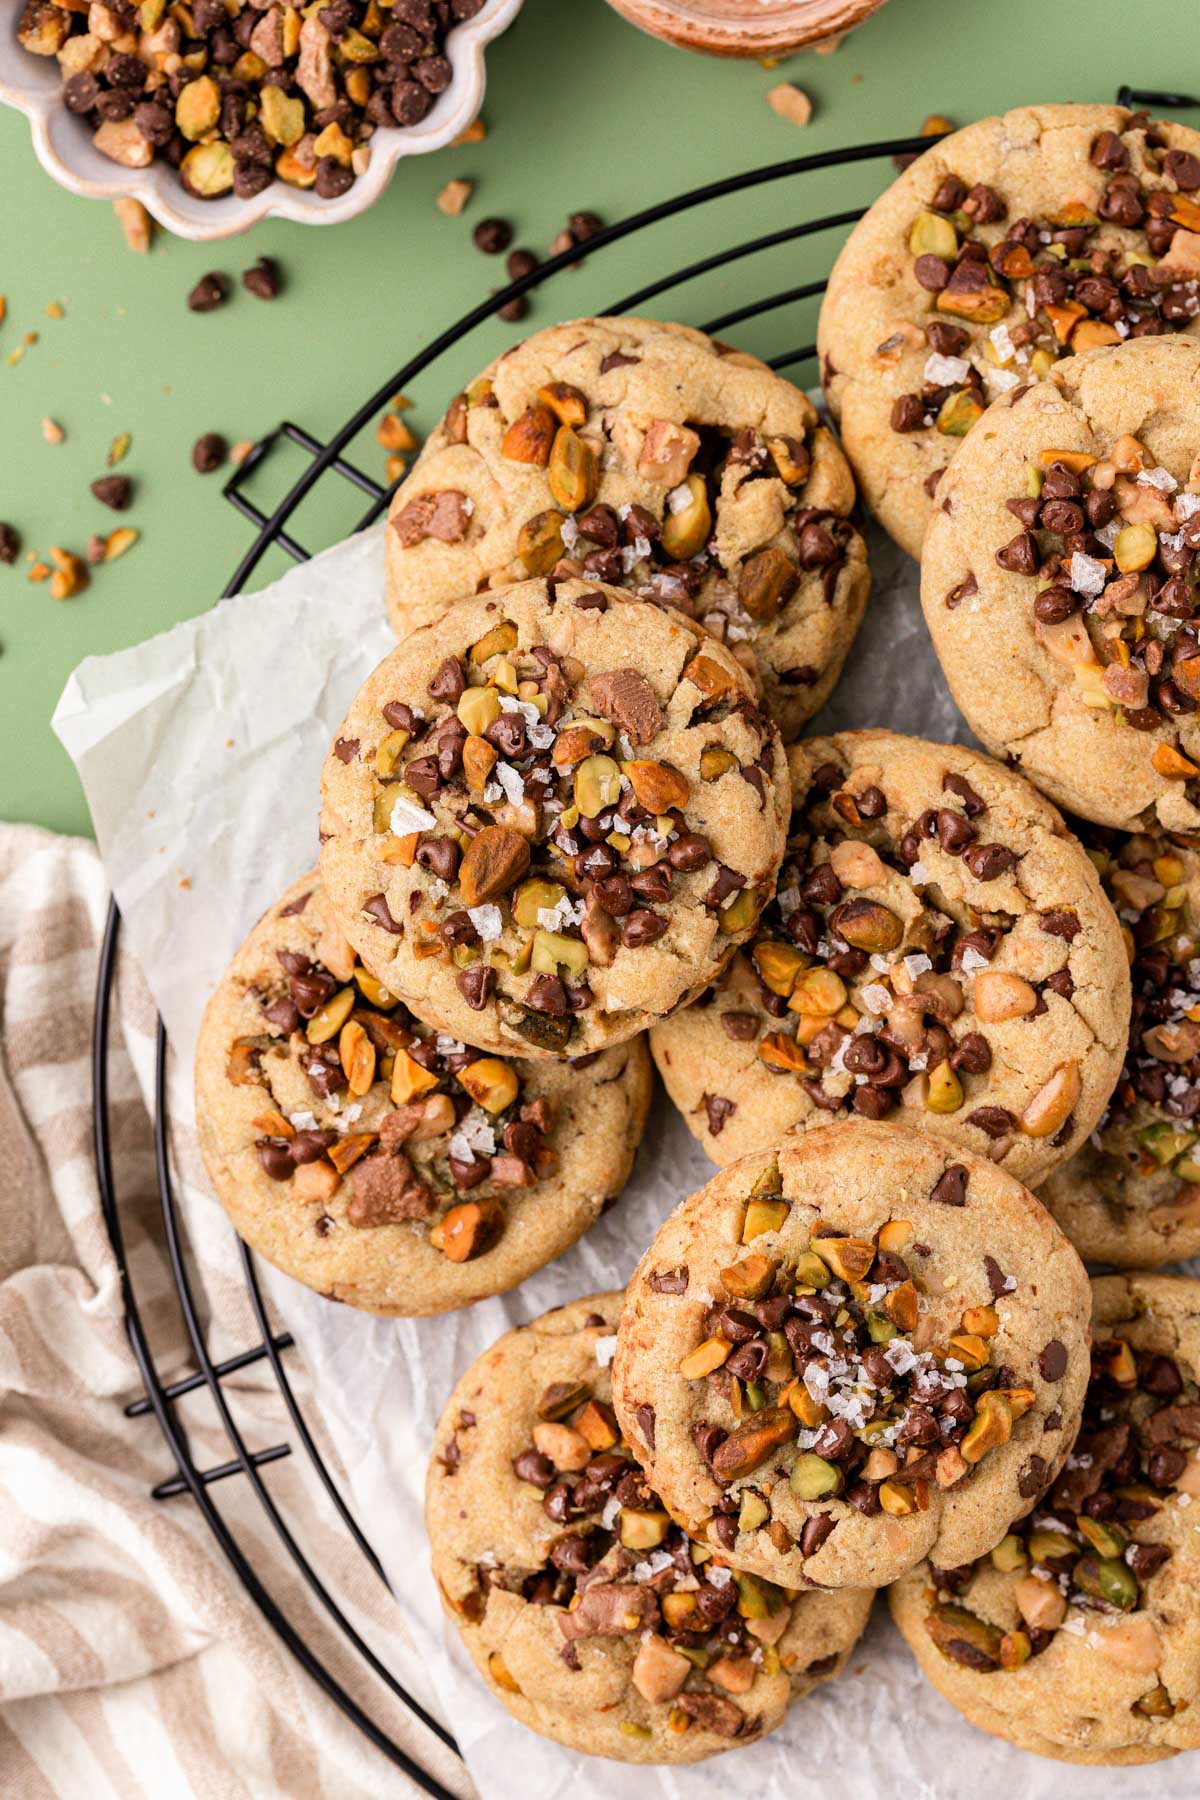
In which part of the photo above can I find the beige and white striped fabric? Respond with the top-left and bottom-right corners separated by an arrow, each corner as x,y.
0,824 -> 469,1800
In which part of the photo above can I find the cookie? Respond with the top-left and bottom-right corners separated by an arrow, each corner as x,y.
384,316 -> 871,741
1039,827 -> 1200,1266
922,336 -> 1200,832
650,730 -> 1130,1185
426,1292 -> 872,1763
194,873 -> 652,1315
319,577 -> 789,1059
889,1273 -> 1200,1765
819,103 -> 1200,558
612,1122 -> 1091,1593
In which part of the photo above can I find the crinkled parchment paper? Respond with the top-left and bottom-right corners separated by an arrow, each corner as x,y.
53,518 -> 1187,1800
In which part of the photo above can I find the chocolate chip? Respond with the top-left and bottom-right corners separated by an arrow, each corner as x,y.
1122,1550 -> 1170,1604
568,210 -> 603,241
0,522 -> 20,566
667,833 -> 712,872
526,973 -> 567,1015
702,1093 -> 736,1136
800,1513 -> 836,1557
692,1422 -> 728,1467
936,807 -> 978,855
512,1450 -> 555,1489
1017,1455 -> 1048,1498
1165,148 -> 1200,190
1090,129 -> 1129,170
1038,1339 -> 1068,1382
930,1164 -> 968,1207
913,255 -> 950,293
967,1105 -> 1015,1138
648,1267 -> 688,1294
942,772 -> 984,817
315,157 -> 355,201
621,908 -> 667,948
634,1404 -> 656,1450
962,843 -> 1017,881
90,475 -> 131,511
363,893 -> 403,934
187,272 -> 227,314
1147,1446 -> 1188,1488
891,392 -> 927,432
428,655 -> 465,702
256,1138 -> 295,1180
995,530 -> 1040,575
473,217 -> 513,254
494,292 -> 529,323
505,247 -> 539,283
192,432 -> 227,474
1141,1355 -> 1182,1398
242,256 -> 280,300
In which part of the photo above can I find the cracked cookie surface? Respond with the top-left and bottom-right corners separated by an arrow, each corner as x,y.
650,730 -> 1129,1185
194,873 -> 651,1315
819,104 -> 1200,559
612,1122 -> 1091,1593
384,316 -> 871,741
922,336 -> 1200,832
426,1291 -> 872,1763
319,577 -> 789,1058
890,1273 -> 1200,1765
1039,827 -> 1200,1265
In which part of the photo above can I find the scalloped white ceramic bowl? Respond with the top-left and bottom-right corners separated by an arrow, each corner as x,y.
0,0 -> 523,240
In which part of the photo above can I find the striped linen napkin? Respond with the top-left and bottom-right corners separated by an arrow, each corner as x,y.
0,823 -> 468,1800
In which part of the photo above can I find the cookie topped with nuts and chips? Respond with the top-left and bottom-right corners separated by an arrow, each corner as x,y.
922,335 -> 1200,832
319,578 -> 789,1058
384,316 -> 871,741
1038,826 -> 1200,1268
426,1291 -> 872,1763
650,730 -> 1130,1186
612,1122 -> 1091,1594
890,1273 -> 1200,1766
194,873 -> 651,1315
819,103 -> 1200,559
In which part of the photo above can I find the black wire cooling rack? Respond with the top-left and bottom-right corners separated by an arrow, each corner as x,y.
92,86 -> 1198,1785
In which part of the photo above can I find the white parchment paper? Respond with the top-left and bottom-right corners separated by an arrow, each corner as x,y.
53,517 -> 1188,1800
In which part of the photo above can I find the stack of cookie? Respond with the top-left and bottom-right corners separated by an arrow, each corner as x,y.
195,104 -> 1200,1769
195,315 -> 870,1318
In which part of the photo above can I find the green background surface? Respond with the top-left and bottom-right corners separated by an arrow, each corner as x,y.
2,0 -> 1197,837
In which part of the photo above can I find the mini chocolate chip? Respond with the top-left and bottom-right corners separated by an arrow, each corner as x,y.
942,772 -> 984,816
428,655 -> 465,702
1017,1455 -> 1048,1498
505,247 -> 539,282
945,572 -> 978,609
494,292 -> 530,323
648,1267 -> 688,1294
473,217 -> 513,254
315,157 -> 355,201
512,1450 -> 555,1489
91,475 -> 131,511
967,1105 -> 1015,1138
950,1033 -> 991,1075
192,432 -> 227,474
634,1404 -> 656,1450
962,843 -> 1017,881
930,1164 -> 968,1207
363,893 -> 403,934
187,272 -> 227,314
0,522 -> 20,566
333,736 -> 359,763
996,530 -> 1039,575
243,256 -> 280,300
256,1138 -> 295,1180
1038,1340 -> 1068,1381
702,1093 -> 736,1136
800,1513 -> 836,1557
